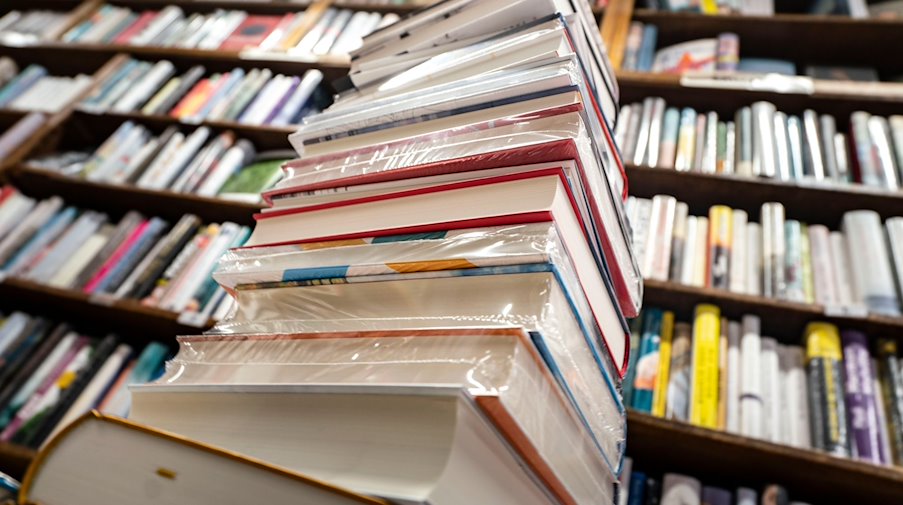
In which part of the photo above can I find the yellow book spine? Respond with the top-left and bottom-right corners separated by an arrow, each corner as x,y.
701,0 -> 719,14
707,205 -> 733,289
690,304 -> 721,428
652,311 -> 675,417
717,316 -> 729,430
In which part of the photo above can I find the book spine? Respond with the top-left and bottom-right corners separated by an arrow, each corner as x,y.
678,215 -> 697,286
633,97 -> 655,167
784,220 -> 805,302
740,315 -> 763,438
690,304 -> 721,429
808,224 -> 839,307
707,205 -> 732,290
805,322 -> 850,457
715,32 -> 739,72
717,317 -> 729,430
692,113 -> 707,172
803,109 -> 826,180
728,209 -> 748,294
658,107 -> 680,169
668,202 -> 689,283
877,339 -> 903,464
841,330 -> 883,464
829,230 -> 855,308
652,311 -> 675,417
666,322 -> 692,421
761,337 -> 781,442
773,112 -> 793,180
726,320 -> 741,434
842,210 -> 901,316
674,107 -> 697,172
702,111 -> 718,173
761,202 -> 786,299
819,114 -> 840,181
745,222 -> 762,296
692,217 -> 709,287
868,115 -> 900,190
800,224 -> 815,304
623,22 -> 644,71
632,308 -> 663,413
872,358 -> 893,465
645,195 -> 676,281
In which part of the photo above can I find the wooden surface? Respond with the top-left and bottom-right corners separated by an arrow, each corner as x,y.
643,279 -> 903,346
626,164 -> 903,228
0,443 -> 36,482
628,410 -> 903,505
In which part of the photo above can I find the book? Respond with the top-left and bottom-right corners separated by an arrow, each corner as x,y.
843,211 -> 901,316
633,309 -> 663,413
804,322 -> 850,458
761,337 -> 781,443
23,412 -> 388,505
841,330 -> 883,464
219,15 -> 283,51
707,205 -> 732,290
666,322 -> 693,421
739,315 -> 763,439
690,304 -> 720,429
876,339 -> 903,464
652,311 -> 675,418
660,473 -> 701,505
652,38 -> 717,74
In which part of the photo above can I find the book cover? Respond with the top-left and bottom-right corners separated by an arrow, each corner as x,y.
876,338 -> 903,464
739,315 -> 763,438
218,15 -> 283,51
668,202 -> 689,283
761,337 -> 781,442
690,304 -> 720,429
636,25 -> 658,72
805,322 -> 850,457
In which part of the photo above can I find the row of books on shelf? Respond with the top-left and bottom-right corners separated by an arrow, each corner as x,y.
619,458 -> 810,505
0,310 -> 168,449
642,0 -> 902,18
81,57 -> 331,126
626,304 -> 903,467
0,58 -> 92,114
616,97 -> 903,192
628,196 -> 903,316
622,24 -> 893,81
29,124 -> 291,202
61,4 -> 395,57
0,186 -> 243,320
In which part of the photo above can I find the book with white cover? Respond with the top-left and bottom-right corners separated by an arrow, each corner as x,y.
808,225 -> 839,307
131,386 -> 563,505
760,337 -> 781,443
22,412 -> 388,505
739,315 -> 763,439
829,230 -> 856,309
886,218 -> 903,304
142,328 -> 618,504
679,216 -> 698,286
692,216 -> 708,287
726,320 -> 741,434
660,473 -> 701,505
843,211 -> 900,316
668,202 -> 689,282
644,195 -> 676,281
113,60 -> 175,112
729,209 -> 748,294
779,345 -> 810,449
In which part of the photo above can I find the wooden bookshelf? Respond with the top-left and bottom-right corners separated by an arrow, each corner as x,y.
625,164 -> 903,227
643,279 -> 903,346
627,410 -> 903,505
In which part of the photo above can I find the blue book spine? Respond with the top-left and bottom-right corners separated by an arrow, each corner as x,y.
130,342 -> 169,384
637,25 -> 658,72
194,68 -> 246,120
93,217 -> 168,294
627,471 -> 647,505
0,65 -> 48,108
632,308 -> 663,412
3,207 -> 77,273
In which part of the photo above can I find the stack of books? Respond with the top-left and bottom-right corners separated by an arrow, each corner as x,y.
124,0 -> 640,503
0,186 -> 246,320
0,310 -> 169,450
0,59 -> 93,114
80,58 -> 330,126
627,195 -> 903,316
619,458 -> 807,505
627,304 -> 903,468
617,97 -> 903,191
62,3 -> 394,57
28,123 -> 294,201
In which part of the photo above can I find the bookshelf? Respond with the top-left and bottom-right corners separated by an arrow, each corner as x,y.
0,0 -> 899,498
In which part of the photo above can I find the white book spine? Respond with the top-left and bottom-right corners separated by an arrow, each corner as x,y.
645,195 -> 676,281
633,97 -> 655,166
788,346 -> 810,448
131,6 -> 184,46
886,218 -> 903,304
819,114 -> 840,181
646,98 -> 666,168
751,101 -> 777,178
773,112 -> 792,181
702,111 -> 718,174
868,115 -> 900,190
740,315 -> 763,439
631,198 -> 653,277
195,142 -> 251,197
872,358 -> 894,465
679,216 -> 698,286
746,222 -> 763,296
726,320 -> 741,434
614,104 -> 633,152
669,202 -> 689,282
829,231 -> 856,309
802,109 -> 826,180
760,336 -> 781,443
113,60 -> 176,112
761,202 -> 786,299
729,209 -> 748,294
808,224 -> 839,307
843,210 -> 901,316
135,132 -> 186,188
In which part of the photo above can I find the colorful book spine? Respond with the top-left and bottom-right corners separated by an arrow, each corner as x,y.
877,339 -> 903,464
652,311 -> 675,418
804,322 -> 850,457
707,205 -> 732,290
690,304 -> 721,429
633,309 -> 663,413
666,322 -> 692,421
841,330 -> 883,464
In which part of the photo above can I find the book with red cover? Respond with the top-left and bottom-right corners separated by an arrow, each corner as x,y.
243,168 -> 631,377
112,11 -> 157,45
218,15 -> 283,52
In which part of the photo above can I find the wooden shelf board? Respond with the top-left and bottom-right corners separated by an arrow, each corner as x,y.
0,442 -> 35,481
12,165 -> 259,227
0,277 -> 213,342
643,279 -> 903,345
627,410 -> 903,505
625,164 -> 903,228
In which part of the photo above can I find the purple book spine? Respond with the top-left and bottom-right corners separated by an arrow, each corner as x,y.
263,76 -> 300,125
841,329 -> 882,464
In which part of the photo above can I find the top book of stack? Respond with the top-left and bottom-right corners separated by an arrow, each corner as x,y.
126,1 -> 639,505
